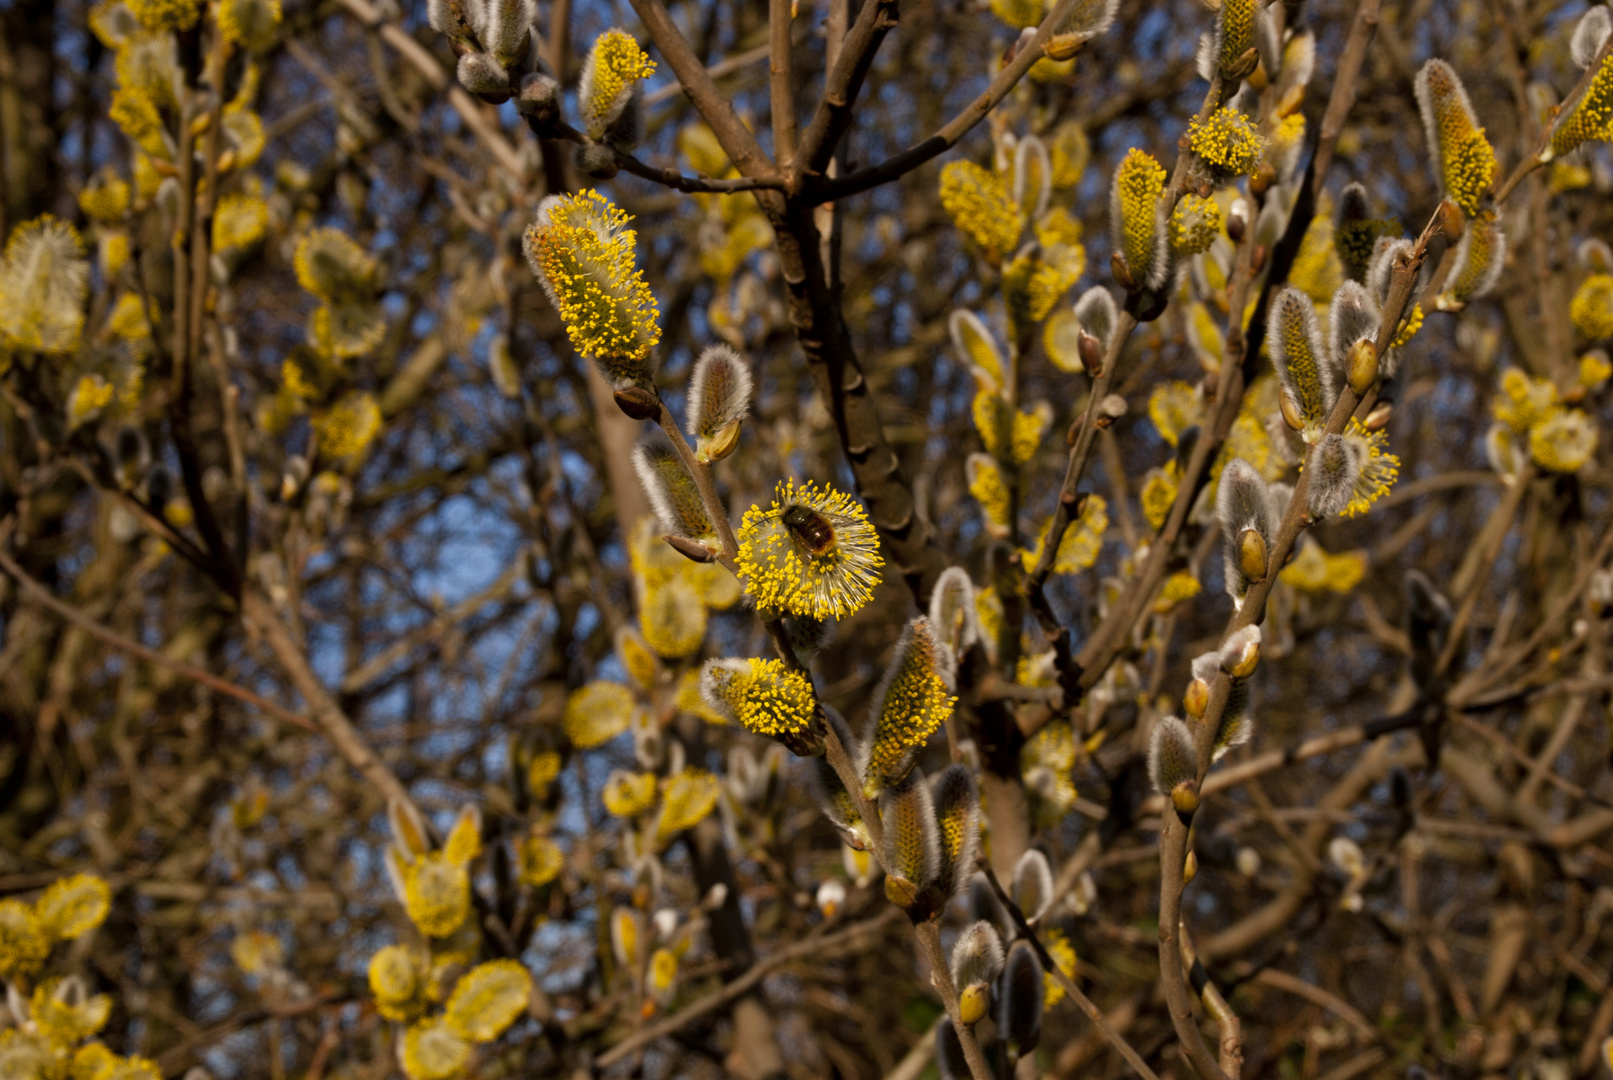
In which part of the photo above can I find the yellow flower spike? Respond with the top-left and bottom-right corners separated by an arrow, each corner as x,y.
402,854 -> 471,938
0,898 -> 51,978
1529,408 -> 1598,472
939,161 -> 1025,264
1339,418 -> 1400,518
30,978 -> 112,1045
1003,245 -> 1086,330
735,479 -> 883,620
70,1043 -> 117,1080
602,770 -> 658,817
972,390 -> 1012,458
966,453 -> 1011,534
930,765 -> 980,897
562,681 -> 639,748
1280,540 -> 1367,593
103,1056 -> 163,1080
226,928 -> 276,975
294,227 -> 376,302
1170,194 -> 1222,257
442,806 -> 482,867
1109,148 -> 1168,289
444,960 -> 532,1043
310,301 -> 387,359
1021,720 -> 1078,827
1571,274 -> 1613,340
1390,303 -> 1425,349
1,215 -> 89,354
369,945 -> 427,1022
1048,121 -> 1091,188
1043,308 -> 1084,373
950,309 -> 1005,389
1209,0 -> 1255,78
865,618 -> 956,794
1493,368 -> 1559,433
579,30 -> 655,141
654,769 -> 720,841
67,376 -> 115,429
1187,108 -> 1266,180
1268,287 -> 1334,443
519,831 -> 564,887
632,442 -> 717,544
1547,50 -> 1613,160
879,768 -> 940,907
1148,381 -> 1204,448
400,1018 -> 472,1080
989,0 -> 1041,29
1020,495 -> 1109,574
1266,112 -> 1306,182
1036,206 -> 1084,250
676,668 -> 728,724
35,874 -> 112,941
213,192 -> 270,251
615,627 -> 659,693
314,392 -> 382,459
1141,462 -> 1180,530
221,101 -> 266,166
1581,352 -> 1613,389
1041,929 -> 1078,1010
1011,402 -> 1052,466
1438,211 -> 1505,310
1154,571 -> 1203,613
1414,60 -> 1496,215
698,658 -> 816,739
126,0 -> 199,30
79,170 -> 130,222
648,947 -> 678,1002
1186,300 -> 1224,373
217,0 -> 282,49
1289,211 -> 1344,303
524,190 -> 661,386
639,576 -> 707,658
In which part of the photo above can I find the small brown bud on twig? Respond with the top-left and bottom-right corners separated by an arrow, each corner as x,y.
1237,527 -> 1268,583
1183,849 -> 1199,884
1346,338 -> 1379,395
1078,330 -> 1104,377
1183,677 -> 1210,719
1365,401 -> 1393,430
1171,779 -> 1200,820
1043,32 -> 1085,60
1251,243 -> 1268,274
614,386 -> 661,420
1095,394 -> 1127,428
1438,199 -> 1464,244
1110,252 -> 1136,291
664,535 -> 717,563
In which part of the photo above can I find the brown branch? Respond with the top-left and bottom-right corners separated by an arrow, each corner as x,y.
769,0 -> 796,167
912,920 -> 995,1080
596,908 -> 903,1067
791,0 -> 898,184
0,533 -> 318,735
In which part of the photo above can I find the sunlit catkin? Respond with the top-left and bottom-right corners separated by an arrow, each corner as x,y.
1268,287 -> 1335,442
1217,458 -> 1277,603
1187,108 -> 1266,180
929,765 -> 980,898
0,216 -> 89,354
686,344 -> 752,462
698,658 -> 816,739
579,30 -> 655,143
1438,211 -> 1505,310
865,618 -> 957,795
524,190 -> 661,387
1109,148 -> 1168,290
443,960 -> 532,1042
735,479 -> 883,620
632,441 -> 717,544
1413,60 -> 1496,215
880,768 -> 940,910
939,160 -> 1025,265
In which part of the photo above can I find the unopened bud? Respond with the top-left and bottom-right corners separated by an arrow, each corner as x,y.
1249,163 -> 1276,196
1095,394 -> 1127,428
1226,45 -> 1259,81
1346,338 -> 1379,395
1438,199 -> 1464,244
1078,330 -> 1104,377
1364,401 -> 1393,431
1043,32 -> 1084,61
1171,779 -> 1200,820
1183,677 -> 1210,719
1229,638 -> 1260,679
1278,388 -> 1304,432
696,418 -> 742,463
1227,199 -> 1248,244
1251,243 -> 1268,274
614,386 -> 661,420
959,983 -> 990,1025
1277,84 -> 1305,118
1110,251 -> 1136,291
1183,849 -> 1198,884
884,874 -> 920,909
1237,527 -> 1268,583
1564,383 -> 1588,405
1066,414 -> 1084,446
664,534 -> 717,563
516,72 -> 561,126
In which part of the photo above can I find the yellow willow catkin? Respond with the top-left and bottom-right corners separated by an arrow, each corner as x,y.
1110,148 -> 1166,288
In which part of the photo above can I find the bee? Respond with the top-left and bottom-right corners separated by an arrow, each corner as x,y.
781,504 -> 838,556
